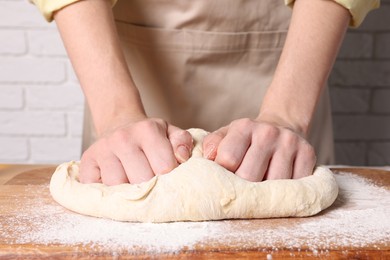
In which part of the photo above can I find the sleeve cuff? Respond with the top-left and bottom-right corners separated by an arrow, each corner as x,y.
30,0 -> 118,22
284,0 -> 380,28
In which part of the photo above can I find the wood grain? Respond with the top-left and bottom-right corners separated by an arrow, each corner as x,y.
0,165 -> 389,259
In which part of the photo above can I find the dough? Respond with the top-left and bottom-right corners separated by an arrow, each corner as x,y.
50,128 -> 338,222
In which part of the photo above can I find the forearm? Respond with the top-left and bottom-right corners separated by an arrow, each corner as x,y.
54,0 -> 145,136
259,0 -> 350,136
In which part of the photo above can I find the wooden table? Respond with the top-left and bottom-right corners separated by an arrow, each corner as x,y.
0,164 -> 389,259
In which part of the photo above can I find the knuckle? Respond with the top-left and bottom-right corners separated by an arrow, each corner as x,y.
230,118 -> 253,130
254,124 -> 280,143
80,150 -> 91,162
111,128 -> 130,142
138,119 -> 159,133
182,129 -> 193,140
80,144 -> 99,162
152,117 -> 166,126
110,128 -> 132,150
171,129 -> 193,144
217,151 -> 240,171
262,125 -> 280,140
300,143 -> 317,162
281,132 -> 299,148
138,119 -> 168,138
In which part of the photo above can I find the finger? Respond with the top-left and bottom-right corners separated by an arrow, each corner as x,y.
202,126 -> 228,160
167,125 -> 193,163
264,150 -> 295,180
142,133 -> 178,175
79,148 -> 101,184
235,145 -> 272,182
214,129 -> 251,172
292,142 -> 316,179
99,154 -> 129,186
119,147 -> 155,184
265,131 -> 300,180
79,159 -> 101,184
263,132 -> 299,180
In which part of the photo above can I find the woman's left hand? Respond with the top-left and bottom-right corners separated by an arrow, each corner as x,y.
202,118 -> 316,181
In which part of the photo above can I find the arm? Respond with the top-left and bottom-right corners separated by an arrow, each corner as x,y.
259,0 -> 350,136
285,0 -> 379,28
203,0 -> 350,180
54,0 -> 144,134
54,0 -> 192,185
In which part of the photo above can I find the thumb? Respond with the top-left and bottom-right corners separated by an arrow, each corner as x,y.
167,126 -> 194,163
202,126 -> 228,160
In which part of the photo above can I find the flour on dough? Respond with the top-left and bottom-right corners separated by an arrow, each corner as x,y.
50,128 -> 338,222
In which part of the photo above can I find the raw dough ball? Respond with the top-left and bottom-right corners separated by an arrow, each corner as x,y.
50,128 -> 338,222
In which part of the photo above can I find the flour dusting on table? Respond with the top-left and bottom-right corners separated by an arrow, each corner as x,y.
1,171 -> 389,256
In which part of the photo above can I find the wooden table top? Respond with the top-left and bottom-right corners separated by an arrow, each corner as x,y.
0,164 -> 389,259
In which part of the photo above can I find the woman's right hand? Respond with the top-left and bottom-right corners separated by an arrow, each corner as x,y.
79,118 -> 194,185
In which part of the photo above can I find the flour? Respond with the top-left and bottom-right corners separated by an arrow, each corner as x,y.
1,171 -> 389,257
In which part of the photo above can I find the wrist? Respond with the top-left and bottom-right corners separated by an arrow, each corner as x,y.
256,110 -> 309,137
95,110 -> 147,137
257,82 -> 315,137
257,70 -> 325,137
88,87 -> 148,137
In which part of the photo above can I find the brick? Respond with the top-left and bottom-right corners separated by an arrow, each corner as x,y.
0,30 -> 26,55
0,111 -> 66,136
30,137 -> 81,163
368,142 -> 390,165
28,29 -> 67,56
358,5 -> 390,31
329,87 -> 370,113
333,115 -> 390,140
0,85 -> 24,109
0,1 -> 53,28
67,111 -> 84,137
25,84 -> 84,110
375,33 -> 390,59
0,137 -> 28,162
334,142 -> 366,166
372,89 -> 390,113
338,32 -> 373,59
329,61 -> 390,87
0,57 -> 66,83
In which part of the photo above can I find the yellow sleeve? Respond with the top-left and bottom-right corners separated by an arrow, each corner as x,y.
30,0 -> 118,22
284,0 -> 380,27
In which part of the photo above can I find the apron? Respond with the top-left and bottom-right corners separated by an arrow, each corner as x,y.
82,0 -> 335,164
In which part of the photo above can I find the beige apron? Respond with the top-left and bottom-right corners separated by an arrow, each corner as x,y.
83,0 -> 335,164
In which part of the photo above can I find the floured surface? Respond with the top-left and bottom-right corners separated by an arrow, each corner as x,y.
1,169 -> 389,257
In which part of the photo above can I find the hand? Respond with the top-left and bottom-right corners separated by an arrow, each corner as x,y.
79,118 -> 193,185
202,118 -> 316,181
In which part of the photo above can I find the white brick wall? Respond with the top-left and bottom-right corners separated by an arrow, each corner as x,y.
0,0 -> 83,163
0,0 -> 389,166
